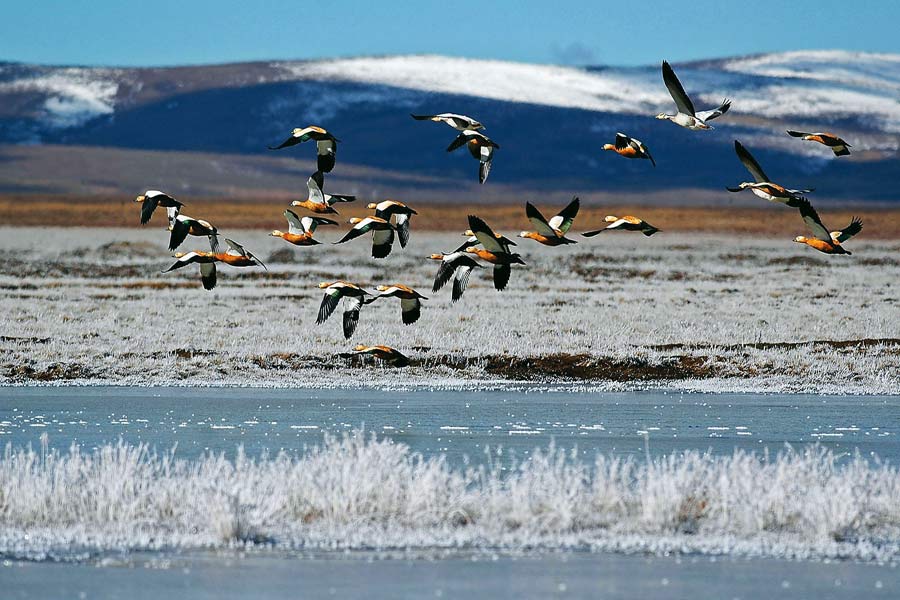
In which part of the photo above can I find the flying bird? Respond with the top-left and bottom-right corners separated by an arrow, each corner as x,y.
428,252 -> 484,303
135,190 -> 183,226
411,113 -> 484,131
602,133 -> 655,166
583,215 -> 661,237
465,215 -> 526,291
316,281 -> 372,339
656,60 -> 731,130
787,130 -> 851,156
333,216 -> 397,258
168,214 -> 220,252
519,197 -> 580,246
366,284 -> 428,325
270,210 -> 338,246
447,130 -> 499,184
727,141 -> 812,207
291,171 -> 356,214
268,126 -> 339,172
340,345 -> 410,367
162,238 -> 265,290
793,200 -> 862,255
367,200 -> 417,247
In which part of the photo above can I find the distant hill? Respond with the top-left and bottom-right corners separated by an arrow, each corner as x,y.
1,51 -> 898,203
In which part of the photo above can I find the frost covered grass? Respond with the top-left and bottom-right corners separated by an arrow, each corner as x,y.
1,431 -> 899,562
1,227 -> 898,393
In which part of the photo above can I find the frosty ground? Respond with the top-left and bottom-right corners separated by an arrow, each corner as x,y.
1,226 -> 898,393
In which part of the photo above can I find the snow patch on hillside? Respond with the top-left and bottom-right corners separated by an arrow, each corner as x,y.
0,68 -> 121,128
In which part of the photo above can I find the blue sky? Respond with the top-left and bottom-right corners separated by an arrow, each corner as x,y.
4,1 -> 899,67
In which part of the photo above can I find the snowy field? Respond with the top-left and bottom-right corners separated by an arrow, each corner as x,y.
1,226 -> 898,393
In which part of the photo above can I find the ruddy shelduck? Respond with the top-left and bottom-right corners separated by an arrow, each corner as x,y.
519,197 -> 580,246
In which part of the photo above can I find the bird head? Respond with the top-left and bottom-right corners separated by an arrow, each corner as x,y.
601,143 -> 616,151
604,216 -> 619,223
793,236 -> 808,244
134,195 -> 145,203
655,113 -> 670,120
375,285 -> 390,292
317,282 -> 332,289
366,202 -> 378,210
269,230 -> 283,237
427,253 -> 444,261
348,217 -> 364,225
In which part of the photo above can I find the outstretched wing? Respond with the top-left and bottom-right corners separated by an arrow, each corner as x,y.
307,172 -> 326,206
303,215 -> 339,233
342,296 -> 364,338
452,265 -> 474,303
832,217 -> 863,243
446,132 -> 470,153
467,215 -> 505,254
548,196 -> 580,233
614,133 -> 630,150
796,198 -> 831,242
284,209 -> 305,234
268,135 -> 301,150
168,219 -> 191,251
734,140 -> 770,183
697,98 -> 731,122
493,264 -> 511,291
317,289 -> 342,325
525,202 -> 558,238
199,262 -> 217,290
371,228 -> 395,259
479,153 -> 492,184
162,252 -> 201,272
400,298 -> 421,325
140,197 -> 158,225
662,60 -> 695,116
786,130 -> 810,138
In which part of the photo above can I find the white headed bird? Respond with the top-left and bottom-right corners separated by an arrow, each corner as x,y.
656,60 -> 731,130
411,113 -> 484,131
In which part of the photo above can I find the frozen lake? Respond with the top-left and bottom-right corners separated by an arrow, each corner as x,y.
2,386 -> 899,599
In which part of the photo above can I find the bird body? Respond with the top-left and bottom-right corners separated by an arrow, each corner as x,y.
787,130 -> 851,156
447,130 -> 499,183
465,215 -> 526,291
291,171 -> 356,214
411,113 -> 483,131
162,238 -> 264,289
135,190 -> 183,226
793,201 -> 862,255
334,216 -> 397,258
269,126 -> 339,172
603,133 -> 655,166
316,281 -> 372,338
342,345 -> 410,367
583,215 -> 661,237
519,197 -> 580,246
271,210 -> 338,246
656,60 -> 731,130
428,252 -> 483,303
367,284 -> 427,325
168,215 -> 219,252
367,200 -> 417,247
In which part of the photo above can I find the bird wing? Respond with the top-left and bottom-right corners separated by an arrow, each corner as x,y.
162,252 -> 202,272
400,298 -> 422,325
734,141 -> 770,183
786,130 -> 810,138
452,265 -> 474,303
493,264 -> 511,291
662,60 -> 696,116
334,223 -> 371,244
371,228 -> 395,259
224,237 -> 248,256
396,213 -> 411,248
199,262 -> 217,290
307,172 -> 327,206
317,288 -> 342,324
525,202 -> 559,238
697,98 -> 731,122
547,196 -> 580,234
796,198 -> 832,241
479,155 -> 492,184
467,215 -> 505,254
614,133 -> 631,150
432,256 -> 457,293
168,219 -> 191,251
268,135 -> 301,150
304,216 -> 338,233
140,196 -> 158,225
446,132 -> 471,153
342,296 -> 364,338
832,217 -> 863,243
284,209 -> 305,234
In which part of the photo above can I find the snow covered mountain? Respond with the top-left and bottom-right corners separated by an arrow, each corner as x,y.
1,51 -> 898,200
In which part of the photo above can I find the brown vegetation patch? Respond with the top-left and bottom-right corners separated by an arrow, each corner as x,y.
5,362 -> 98,381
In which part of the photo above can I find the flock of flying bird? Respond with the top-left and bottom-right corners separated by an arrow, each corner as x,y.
134,60 -> 863,366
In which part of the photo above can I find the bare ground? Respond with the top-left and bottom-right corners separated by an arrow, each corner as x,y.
1,226 -> 898,392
